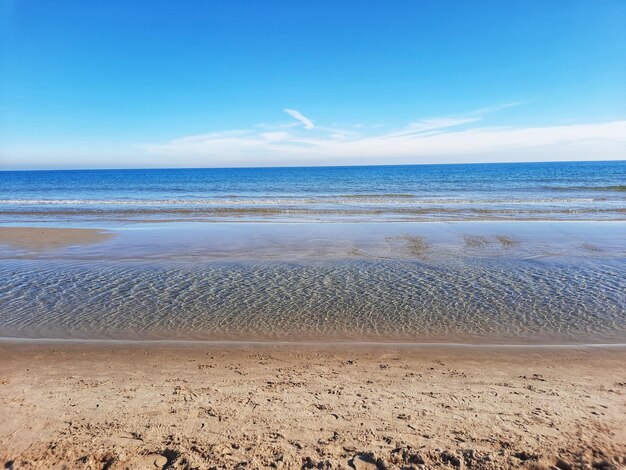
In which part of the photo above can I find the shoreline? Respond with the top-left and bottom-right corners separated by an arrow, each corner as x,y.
2,216 -> 626,225
1,342 -> 625,469
2,336 -> 626,349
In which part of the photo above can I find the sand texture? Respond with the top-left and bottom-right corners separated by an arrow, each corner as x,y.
0,343 -> 625,469
0,227 -> 113,250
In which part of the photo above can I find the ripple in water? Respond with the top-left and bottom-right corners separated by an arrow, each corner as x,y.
0,259 -> 624,343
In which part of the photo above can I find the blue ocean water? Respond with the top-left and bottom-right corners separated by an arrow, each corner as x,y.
1,161 -> 625,223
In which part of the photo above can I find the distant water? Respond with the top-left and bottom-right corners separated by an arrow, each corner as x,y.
1,161 -> 625,223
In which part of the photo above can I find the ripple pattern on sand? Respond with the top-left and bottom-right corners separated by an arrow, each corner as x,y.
0,259 -> 624,343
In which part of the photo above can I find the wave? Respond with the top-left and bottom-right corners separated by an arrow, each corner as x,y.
338,193 -> 416,198
1,207 -> 624,216
0,197 -> 607,206
548,185 -> 626,192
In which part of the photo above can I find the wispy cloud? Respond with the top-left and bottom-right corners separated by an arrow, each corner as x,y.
469,101 -> 528,115
385,117 -> 480,138
140,106 -> 626,167
283,108 -> 315,129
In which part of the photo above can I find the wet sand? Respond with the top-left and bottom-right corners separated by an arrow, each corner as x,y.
0,227 -> 113,250
1,342 -> 625,469
2,221 -> 625,262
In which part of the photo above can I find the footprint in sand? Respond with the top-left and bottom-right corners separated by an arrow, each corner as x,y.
173,385 -> 197,402
130,453 -> 168,469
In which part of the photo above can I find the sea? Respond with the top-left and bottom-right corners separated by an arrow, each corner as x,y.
0,161 -> 625,344
1,161 -> 626,223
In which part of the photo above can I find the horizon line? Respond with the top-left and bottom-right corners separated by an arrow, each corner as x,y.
1,158 -> 625,173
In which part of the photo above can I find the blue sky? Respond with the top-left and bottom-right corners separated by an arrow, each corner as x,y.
1,0 -> 625,169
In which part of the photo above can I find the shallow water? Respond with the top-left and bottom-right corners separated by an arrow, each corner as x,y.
2,221 -> 625,262
0,222 -> 624,344
0,258 -> 624,343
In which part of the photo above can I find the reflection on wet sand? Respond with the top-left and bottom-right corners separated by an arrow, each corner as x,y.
0,221 -> 623,262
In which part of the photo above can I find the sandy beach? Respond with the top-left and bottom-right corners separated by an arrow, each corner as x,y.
1,342 -> 624,469
0,227 -> 113,251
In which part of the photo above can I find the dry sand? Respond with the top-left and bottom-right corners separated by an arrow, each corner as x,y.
0,227 -> 113,250
0,342 -> 624,469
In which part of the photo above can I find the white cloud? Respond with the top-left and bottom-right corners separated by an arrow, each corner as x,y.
283,108 -> 315,129
139,108 -> 626,167
8,103 -> 626,168
259,132 -> 290,142
8,106 -> 623,170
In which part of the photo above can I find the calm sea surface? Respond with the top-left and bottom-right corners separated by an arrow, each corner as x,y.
0,162 -> 625,344
1,161 -> 625,223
